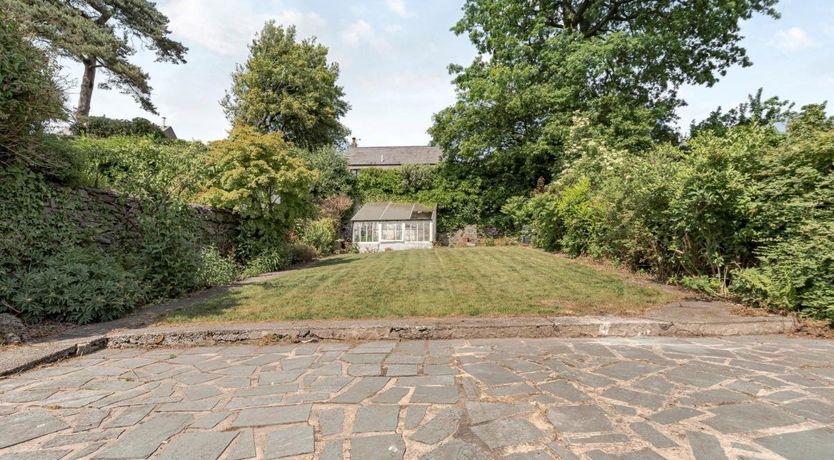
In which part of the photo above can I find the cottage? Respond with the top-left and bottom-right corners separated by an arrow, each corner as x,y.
351,201 -> 436,252
345,143 -> 442,174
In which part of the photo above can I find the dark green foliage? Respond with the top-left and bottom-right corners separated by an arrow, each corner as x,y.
70,116 -> 164,139
290,243 -> 318,264
508,106 -> 834,322
355,166 -> 483,232
222,23 -> 350,150
0,15 -> 66,166
296,147 -> 356,200
299,218 -> 337,256
9,247 -> 143,324
241,247 -> 292,279
196,246 -> 240,287
431,0 -> 779,216
689,89 -> 795,138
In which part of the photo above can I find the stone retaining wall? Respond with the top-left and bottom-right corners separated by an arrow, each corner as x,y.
46,184 -> 239,252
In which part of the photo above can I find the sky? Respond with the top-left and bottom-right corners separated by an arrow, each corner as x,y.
59,0 -> 834,145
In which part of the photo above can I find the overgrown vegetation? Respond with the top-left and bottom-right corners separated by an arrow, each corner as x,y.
505,107 -> 834,322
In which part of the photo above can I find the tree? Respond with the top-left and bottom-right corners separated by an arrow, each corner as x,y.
430,0 -> 779,220
690,89 -> 795,138
200,126 -> 317,239
296,147 -> 356,201
222,23 -> 350,150
0,12 -> 66,166
7,0 -> 187,117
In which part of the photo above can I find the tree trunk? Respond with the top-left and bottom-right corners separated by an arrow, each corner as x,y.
75,57 -> 97,119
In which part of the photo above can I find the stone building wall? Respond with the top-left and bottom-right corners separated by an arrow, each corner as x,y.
45,185 -> 239,253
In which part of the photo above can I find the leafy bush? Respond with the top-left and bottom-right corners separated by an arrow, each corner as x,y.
300,218 -> 337,256
506,108 -> 834,322
0,15 -> 66,167
70,116 -> 164,139
8,248 -> 144,324
241,247 -> 292,279
355,167 -> 483,232
196,246 -> 240,287
290,243 -> 318,264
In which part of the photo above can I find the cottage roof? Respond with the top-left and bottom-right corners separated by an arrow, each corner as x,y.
345,146 -> 441,167
351,202 -> 435,222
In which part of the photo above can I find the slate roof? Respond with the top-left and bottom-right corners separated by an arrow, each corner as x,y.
345,146 -> 442,167
351,202 -> 436,222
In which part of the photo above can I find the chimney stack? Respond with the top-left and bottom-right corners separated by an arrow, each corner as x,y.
350,137 -> 358,148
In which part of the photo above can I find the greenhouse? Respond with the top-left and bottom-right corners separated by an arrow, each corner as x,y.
350,202 -> 436,252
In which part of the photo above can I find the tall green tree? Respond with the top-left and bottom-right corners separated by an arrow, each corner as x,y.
222,22 -> 350,151
0,12 -> 65,165
430,0 -> 780,218
690,89 -> 795,138
7,0 -> 187,117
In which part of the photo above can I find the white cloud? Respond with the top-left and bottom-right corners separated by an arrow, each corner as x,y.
341,20 -> 391,51
384,24 -> 404,34
771,27 -> 816,51
162,0 -> 326,56
385,0 -> 411,17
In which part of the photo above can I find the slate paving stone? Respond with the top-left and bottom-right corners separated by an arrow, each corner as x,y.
548,443 -> 580,460
687,431 -> 728,460
386,365 -> 420,376
547,405 -> 612,433
421,439 -> 487,460
602,387 -> 666,410
780,398 -> 834,423
348,364 -> 382,376
42,429 -> 121,448
465,401 -> 532,425
0,449 -> 71,460
331,377 -> 389,403
264,425 -> 314,459
596,362 -> 664,381
754,428 -> 834,460
95,413 -> 191,459
702,403 -> 802,434
320,440 -> 343,460
538,380 -> 589,402
630,422 -> 678,449
404,405 -> 428,429
411,385 -> 459,404
190,412 -> 230,429
353,405 -> 400,433
0,410 -> 69,449
470,418 -> 545,449
230,404 -> 312,428
225,430 -> 256,460
463,362 -> 523,385
351,434 -> 406,460
410,408 -> 462,445
3,337 -> 834,460
586,448 -> 667,460
319,408 -> 345,436
373,387 -> 410,404
156,431 -> 237,460
649,407 -> 703,425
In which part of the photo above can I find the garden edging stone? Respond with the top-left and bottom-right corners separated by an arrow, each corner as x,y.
0,299 -> 795,377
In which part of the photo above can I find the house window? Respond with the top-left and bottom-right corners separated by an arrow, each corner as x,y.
405,221 -> 431,242
381,222 -> 403,241
353,222 -> 378,242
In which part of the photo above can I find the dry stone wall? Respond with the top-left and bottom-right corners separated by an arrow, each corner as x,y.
45,185 -> 239,253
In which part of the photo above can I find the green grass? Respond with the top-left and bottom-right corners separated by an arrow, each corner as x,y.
164,246 -> 680,323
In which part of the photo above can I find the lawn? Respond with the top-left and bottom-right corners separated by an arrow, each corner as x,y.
164,246 -> 681,323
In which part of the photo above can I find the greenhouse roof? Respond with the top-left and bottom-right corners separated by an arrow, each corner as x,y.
351,202 -> 435,222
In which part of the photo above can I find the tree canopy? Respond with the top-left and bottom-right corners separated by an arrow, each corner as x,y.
200,126 -> 317,238
222,23 -> 350,151
7,0 -> 187,117
430,0 -> 780,216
